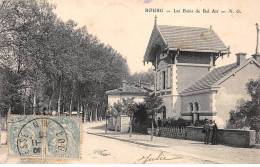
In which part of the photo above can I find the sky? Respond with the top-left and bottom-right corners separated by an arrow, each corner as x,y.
48,0 -> 260,74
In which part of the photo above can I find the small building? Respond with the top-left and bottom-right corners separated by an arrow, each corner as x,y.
105,80 -> 152,106
143,16 -> 260,127
105,80 -> 153,132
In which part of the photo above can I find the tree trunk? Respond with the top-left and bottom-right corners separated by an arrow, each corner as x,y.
90,109 -> 92,122
80,103 -> 83,115
84,103 -> 88,122
77,101 -> 80,116
105,116 -> 108,134
69,93 -> 73,117
151,116 -> 154,141
33,88 -> 37,115
49,81 -> 55,114
57,81 -> 62,116
115,116 -> 118,133
129,114 -> 133,138
48,98 -> 52,114
62,103 -> 65,115
57,93 -> 61,116
95,107 -> 98,121
23,86 -> 27,115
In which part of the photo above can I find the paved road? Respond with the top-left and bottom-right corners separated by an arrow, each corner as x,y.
0,121 -> 260,164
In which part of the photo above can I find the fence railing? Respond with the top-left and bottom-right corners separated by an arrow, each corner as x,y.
133,124 -> 187,140
159,126 -> 187,139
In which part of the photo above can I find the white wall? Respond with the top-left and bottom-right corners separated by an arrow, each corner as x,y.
215,62 -> 260,128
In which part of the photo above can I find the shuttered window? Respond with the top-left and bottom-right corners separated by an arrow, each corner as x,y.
167,66 -> 171,88
156,70 -> 160,91
165,70 -> 168,88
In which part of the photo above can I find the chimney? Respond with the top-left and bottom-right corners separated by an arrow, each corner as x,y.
122,80 -> 127,92
253,54 -> 260,62
236,52 -> 246,66
252,23 -> 260,62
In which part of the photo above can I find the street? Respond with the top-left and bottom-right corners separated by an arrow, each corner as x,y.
0,121 -> 260,164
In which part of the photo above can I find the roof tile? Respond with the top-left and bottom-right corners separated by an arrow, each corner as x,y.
181,63 -> 238,93
157,25 -> 228,53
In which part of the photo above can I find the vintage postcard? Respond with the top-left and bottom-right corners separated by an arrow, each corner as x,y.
0,0 -> 260,165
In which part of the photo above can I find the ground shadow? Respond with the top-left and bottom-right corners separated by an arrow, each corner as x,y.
88,124 -> 106,130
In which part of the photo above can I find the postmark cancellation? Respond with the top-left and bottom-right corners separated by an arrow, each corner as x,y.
7,115 -> 81,159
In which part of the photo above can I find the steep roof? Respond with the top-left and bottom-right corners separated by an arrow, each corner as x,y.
181,63 -> 238,94
157,25 -> 228,53
143,24 -> 229,63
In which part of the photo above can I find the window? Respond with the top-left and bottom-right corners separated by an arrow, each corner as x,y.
162,71 -> 166,89
194,102 -> 199,112
167,66 -> 171,88
156,71 -> 160,91
189,102 -> 193,112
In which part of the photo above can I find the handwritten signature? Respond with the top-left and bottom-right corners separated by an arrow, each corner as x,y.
138,151 -> 181,164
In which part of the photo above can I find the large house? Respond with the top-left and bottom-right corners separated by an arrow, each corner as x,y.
143,16 -> 260,127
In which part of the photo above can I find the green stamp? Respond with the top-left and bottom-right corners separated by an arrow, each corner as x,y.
8,115 -> 81,159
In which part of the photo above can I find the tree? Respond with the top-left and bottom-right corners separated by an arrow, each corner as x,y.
144,93 -> 163,141
0,0 -> 130,121
105,105 -> 113,133
133,102 -> 148,125
127,68 -> 155,85
228,77 -> 260,142
111,104 -> 119,133
122,97 -> 137,137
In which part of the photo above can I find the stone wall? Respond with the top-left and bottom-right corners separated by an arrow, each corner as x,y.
132,124 -> 256,148
187,126 -> 256,147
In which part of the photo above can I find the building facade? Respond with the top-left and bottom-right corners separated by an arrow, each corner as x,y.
106,80 -> 152,107
143,17 -> 260,127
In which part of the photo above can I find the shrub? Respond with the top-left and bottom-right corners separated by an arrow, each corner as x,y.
161,117 -> 192,127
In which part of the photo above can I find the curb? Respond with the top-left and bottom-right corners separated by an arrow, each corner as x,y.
87,132 -> 168,148
87,132 -> 236,164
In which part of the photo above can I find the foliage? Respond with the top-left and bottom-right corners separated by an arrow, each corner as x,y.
144,93 -> 163,117
227,77 -> 260,131
0,0 -> 129,118
127,68 -> 155,85
161,117 -> 192,127
143,93 -> 163,141
0,66 -> 23,116
112,101 -> 126,116
122,97 -> 136,117
133,102 -> 148,125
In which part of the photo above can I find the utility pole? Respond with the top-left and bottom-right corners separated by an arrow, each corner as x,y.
256,23 -> 259,54
0,109 -> 1,149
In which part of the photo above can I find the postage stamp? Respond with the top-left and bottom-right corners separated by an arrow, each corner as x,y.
7,115 -> 81,159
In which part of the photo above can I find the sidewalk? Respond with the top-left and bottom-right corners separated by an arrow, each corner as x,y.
86,121 -> 260,164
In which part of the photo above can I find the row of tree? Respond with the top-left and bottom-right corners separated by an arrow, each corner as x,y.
0,0 -> 155,121
0,0 -> 130,120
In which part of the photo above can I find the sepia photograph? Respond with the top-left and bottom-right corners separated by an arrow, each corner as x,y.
0,0 -> 260,165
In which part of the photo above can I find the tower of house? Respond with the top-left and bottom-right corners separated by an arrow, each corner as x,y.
143,16 -> 229,119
